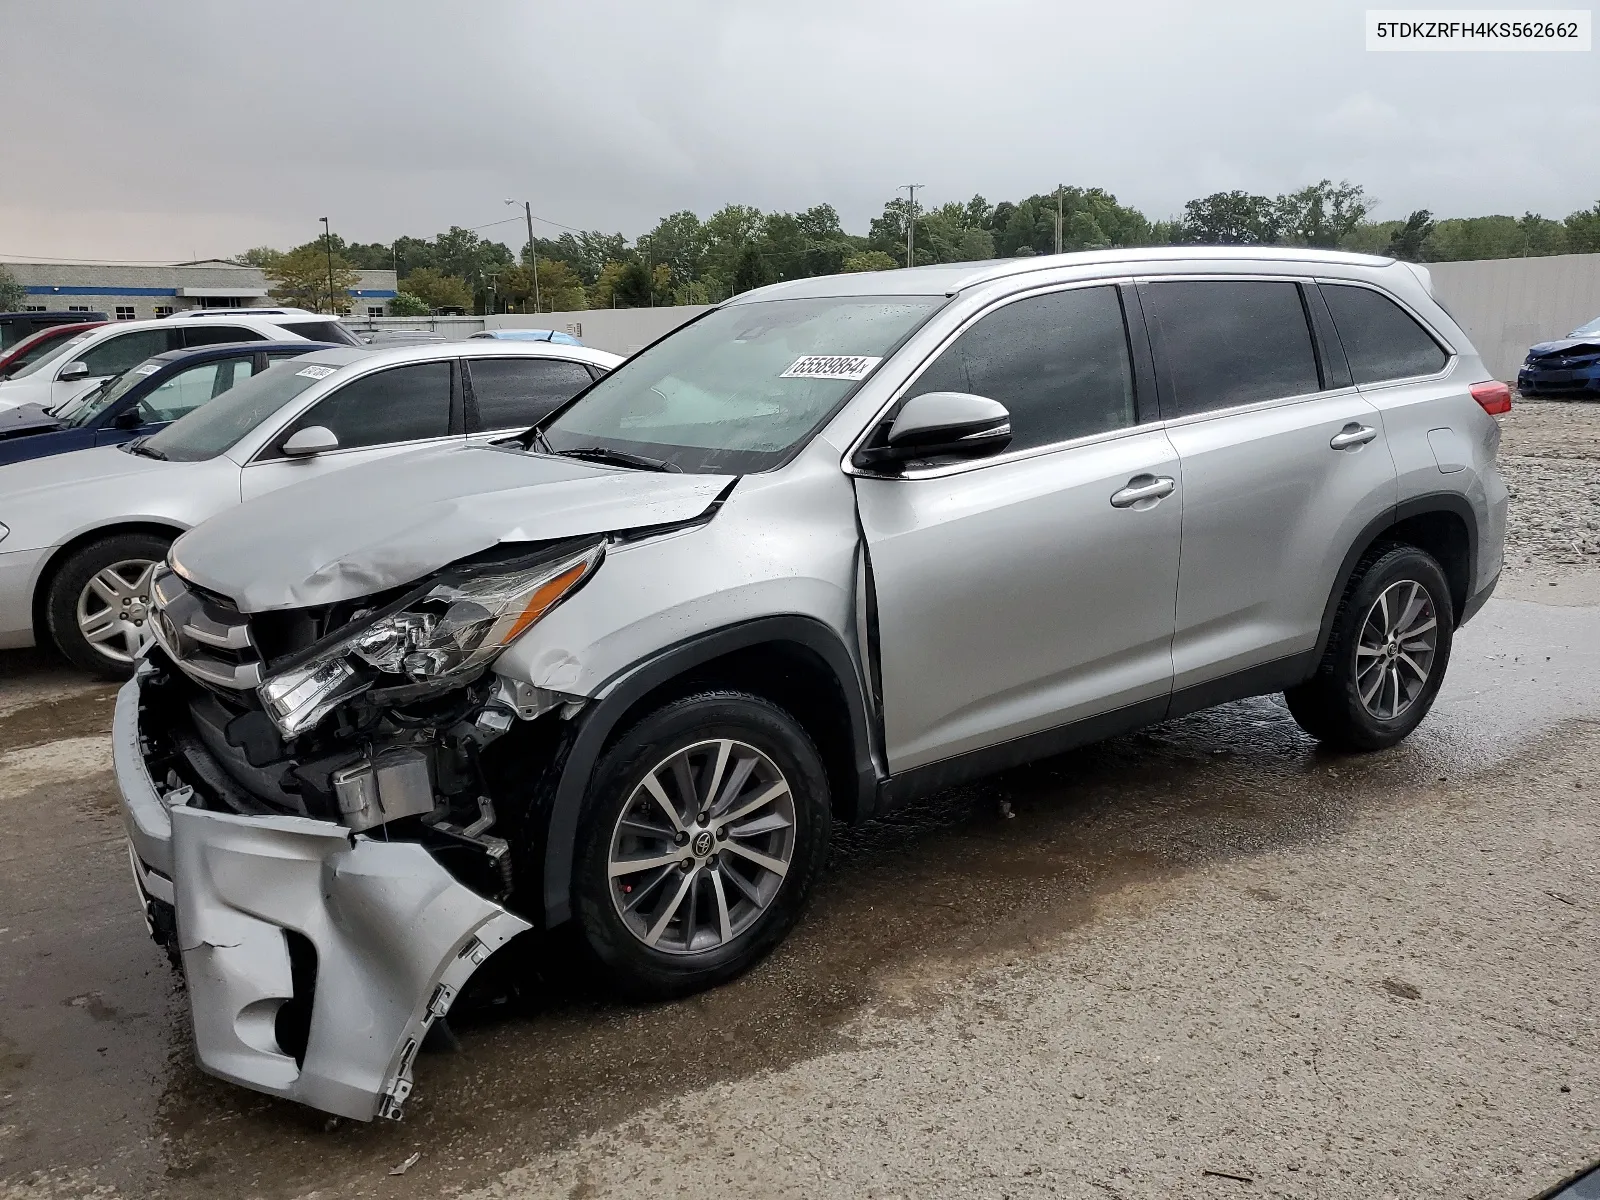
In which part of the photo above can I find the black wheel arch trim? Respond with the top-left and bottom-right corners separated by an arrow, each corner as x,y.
1312,491 -> 1480,668
538,614 -> 878,928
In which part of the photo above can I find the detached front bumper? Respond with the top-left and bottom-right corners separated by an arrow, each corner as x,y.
114,665 -> 531,1121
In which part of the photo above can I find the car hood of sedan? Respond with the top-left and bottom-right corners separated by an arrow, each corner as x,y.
170,442 -> 738,612
0,403 -> 63,441
1527,338 -> 1600,359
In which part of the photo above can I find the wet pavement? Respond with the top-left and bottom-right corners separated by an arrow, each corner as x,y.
0,582 -> 1595,1199
3,393 -> 1600,1200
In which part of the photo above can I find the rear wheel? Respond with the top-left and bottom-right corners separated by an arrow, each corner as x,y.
1285,544 -> 1453,751
573,691 -> 832,999
44,532 -> 171,679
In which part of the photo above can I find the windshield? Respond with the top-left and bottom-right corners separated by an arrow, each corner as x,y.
1571,316 -> 1600,338
2,331 -> 80,380
541,296 -> 941,473
141,358 -> 331,461
56,359 -> 160,423
8,329 -> 95,381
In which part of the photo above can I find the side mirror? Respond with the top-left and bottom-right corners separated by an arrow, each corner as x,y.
281,425 -> 339,458
113,407 -> 145,430
853,391 -> 1012,471
58,361 -> 91,382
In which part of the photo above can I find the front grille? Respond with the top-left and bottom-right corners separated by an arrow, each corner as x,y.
150,568 -> 264,690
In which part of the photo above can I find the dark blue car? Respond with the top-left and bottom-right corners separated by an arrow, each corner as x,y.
0,340 -> 334,467
1518,315 -> 1600,399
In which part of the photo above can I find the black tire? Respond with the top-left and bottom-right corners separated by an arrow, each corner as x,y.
44,531 -> 171,679
572,690 -> 832,999
1285,543 -> 1454,751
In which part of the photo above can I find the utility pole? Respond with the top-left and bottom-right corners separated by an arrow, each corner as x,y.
1055,188 -> 1063,255
900,184 -> 923,268
485,269 -> 501,315
506,199 -> 540,313
320,216 -> 336,315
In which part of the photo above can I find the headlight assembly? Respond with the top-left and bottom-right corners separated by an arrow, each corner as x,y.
259,541 -> 604,738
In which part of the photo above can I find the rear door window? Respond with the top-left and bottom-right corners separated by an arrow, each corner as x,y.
1320,284 -> 1448,384
180,324 -> 267,348
277,319 -> 363,346
906,285 -> 1136,452
76,329 -> 180,378
466,357 -> 595,430
279,361 -> 452,452
1142,280 -> 1321,418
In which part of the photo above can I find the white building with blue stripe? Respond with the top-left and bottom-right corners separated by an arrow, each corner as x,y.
4,259 -> 398,320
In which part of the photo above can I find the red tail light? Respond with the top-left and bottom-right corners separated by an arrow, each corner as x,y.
1470,381 -> 1512,415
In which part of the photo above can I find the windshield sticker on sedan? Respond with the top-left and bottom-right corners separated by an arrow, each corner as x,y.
133,364 -> 163,376
295,364 -> 337,380
780,355 -> 882,381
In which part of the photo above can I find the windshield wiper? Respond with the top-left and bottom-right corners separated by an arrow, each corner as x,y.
552,445 -> 680,473
123,437 -> 167,460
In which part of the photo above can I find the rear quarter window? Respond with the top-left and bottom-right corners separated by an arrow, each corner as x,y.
1320,284 -> 1448,384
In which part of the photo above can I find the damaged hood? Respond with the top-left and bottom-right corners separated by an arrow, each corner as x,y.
1527,338 -> 1600,360
0,403 -> 63,440
171,442 -> 736,612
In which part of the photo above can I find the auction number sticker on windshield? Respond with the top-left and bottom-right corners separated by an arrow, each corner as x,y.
296,364 -> 337,380
133,364 -> 163,376
780,355 -> 882,381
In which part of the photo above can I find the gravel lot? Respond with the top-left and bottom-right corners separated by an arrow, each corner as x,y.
0,401 -> 1597,1200
1500,398 -> 1600,575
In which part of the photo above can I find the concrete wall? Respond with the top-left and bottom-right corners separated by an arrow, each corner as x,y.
356,306 -> 711,356
1426,253 -> 1600,381
353,254 -> 1600,378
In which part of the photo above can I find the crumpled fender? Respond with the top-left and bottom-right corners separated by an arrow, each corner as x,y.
170,806 -> 530,1121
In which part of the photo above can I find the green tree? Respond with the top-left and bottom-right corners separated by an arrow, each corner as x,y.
612,261 -> 654,307
0,265 -> 26,311
732,245 -> 775,292
505,260 -> 586,312
702,204 -> 767,281
231,246 -> 281,268
1563,202 -> 1600,254
1274,180 -> 1372,248
1384,210 -> 1435,260
398,267 -> 473,313
637,211 -> 708,281
1178,191 -> 1279,244
842,250 -> 898,273
588,261 -> 629,308
263,246 -> 361,313
388,291 -> 432,317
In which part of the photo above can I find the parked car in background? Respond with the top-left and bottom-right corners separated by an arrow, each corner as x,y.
0,339 -> 618,674
162,308 -> 364,347
112,247 -> 1506,1123
1518,315 -> 1600,399
0,311 -> 353,414
0,341 -> 333,467
0,320 -> 108,381
361,328 -> 448,347
0,310 -> 106,352
471,328 -> 584,345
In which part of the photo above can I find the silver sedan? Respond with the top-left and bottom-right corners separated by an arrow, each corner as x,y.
0,339 -> 619,674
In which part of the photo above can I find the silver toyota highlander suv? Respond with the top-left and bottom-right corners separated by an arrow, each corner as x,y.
114,247 -> 1508,1122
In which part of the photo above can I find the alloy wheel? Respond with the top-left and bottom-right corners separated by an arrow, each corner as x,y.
607,738 -> 796,955
75,558 -> 159,665
1355,579 -> 1439,720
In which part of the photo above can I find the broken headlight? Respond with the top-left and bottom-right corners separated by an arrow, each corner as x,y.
259,541 -> 604,737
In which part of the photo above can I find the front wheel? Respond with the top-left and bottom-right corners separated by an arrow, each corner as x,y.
1285,544 -> 1454,751
573,691 -> 832,999
44,532 -> 172,679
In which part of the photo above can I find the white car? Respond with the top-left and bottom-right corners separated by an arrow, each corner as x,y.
0,339 -> 618,673
0,311 -> 364,414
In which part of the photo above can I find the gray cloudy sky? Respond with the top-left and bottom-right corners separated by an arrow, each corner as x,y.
2,0 -> 1596,262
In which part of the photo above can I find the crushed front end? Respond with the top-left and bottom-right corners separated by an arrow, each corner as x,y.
115,542 -> 602,1121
